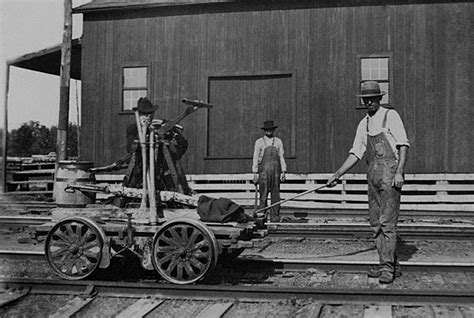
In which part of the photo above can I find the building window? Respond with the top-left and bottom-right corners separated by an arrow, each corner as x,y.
122,66 -> 148,111
358,55 -> 391,107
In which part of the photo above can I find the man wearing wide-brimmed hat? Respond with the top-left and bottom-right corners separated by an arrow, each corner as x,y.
122,97 -> 160,188
252,120 -> 287,222
326,81 -> 410,284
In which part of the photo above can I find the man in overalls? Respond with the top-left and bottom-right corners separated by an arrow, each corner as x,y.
326,81 -> 409,284
252,121 -> 287,222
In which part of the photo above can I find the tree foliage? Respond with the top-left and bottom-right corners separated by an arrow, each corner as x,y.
8,121 -> 78,157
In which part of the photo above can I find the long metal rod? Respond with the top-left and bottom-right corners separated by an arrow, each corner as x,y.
1,277 -> 472,304
148,131 -> 157,223
254,185 -> 328,214
134,111 -> 147,208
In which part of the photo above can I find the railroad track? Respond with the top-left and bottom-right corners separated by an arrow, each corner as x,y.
1,251 -> 472,316
1,277 -> 473,305
1,249 -> 473,274
1,216 -> 473,240
279,208 -> 474,221
0,277 -> 473,318
266,222 -> 474,240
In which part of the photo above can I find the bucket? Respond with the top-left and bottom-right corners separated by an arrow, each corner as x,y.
54,161 -> 96,208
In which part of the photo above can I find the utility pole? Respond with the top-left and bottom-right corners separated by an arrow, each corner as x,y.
57,0 -> 72,162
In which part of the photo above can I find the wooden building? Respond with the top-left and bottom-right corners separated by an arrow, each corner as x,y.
74,0 -> 473,175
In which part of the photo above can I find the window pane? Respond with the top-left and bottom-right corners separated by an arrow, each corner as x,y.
361,59 -> 371,69
379,58 -> 388,70
361,69 -> 371,80
361,57 -> 389,81
124,67 -> 147,88
359,57 -> 390,106
371,69 -> 380,80
379,68 -> 388,80
123,90 -> 147,110
380,82 -> 389,104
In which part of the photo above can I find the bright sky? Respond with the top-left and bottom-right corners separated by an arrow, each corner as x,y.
0,0 -> 90,130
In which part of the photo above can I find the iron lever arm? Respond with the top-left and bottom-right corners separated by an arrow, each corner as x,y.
155,99 -> 213,137
254,184 -> 328,214
181,98 -> 213,108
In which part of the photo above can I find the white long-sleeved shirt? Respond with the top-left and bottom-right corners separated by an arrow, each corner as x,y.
252,136 -> 287,173
350,107 -> 410,160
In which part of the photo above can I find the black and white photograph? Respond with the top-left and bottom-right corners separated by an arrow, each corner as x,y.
0,0 -> 473,317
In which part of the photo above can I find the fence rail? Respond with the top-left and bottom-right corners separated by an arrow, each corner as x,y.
4,160 -> 474,213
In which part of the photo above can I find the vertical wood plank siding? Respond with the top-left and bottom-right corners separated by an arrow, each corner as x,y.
80,2 -> 474,174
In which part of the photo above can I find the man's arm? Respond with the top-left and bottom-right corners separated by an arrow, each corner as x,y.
393,145 -> 408,188
252,139 -> 261,184
278,138 -> 287,182
326,153 -> 359,187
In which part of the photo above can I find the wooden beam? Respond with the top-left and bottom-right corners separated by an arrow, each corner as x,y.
57,0 -> 72,161
0,289 -> 29,307
115,299 -> 164,318
1,63 -> 10,193
49,296 -> 94,318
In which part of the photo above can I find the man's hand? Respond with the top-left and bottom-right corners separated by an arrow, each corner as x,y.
326,173 -> 340,188
280,172 -> 286,182
392,172 -> 404,188
253,173 -> 259,184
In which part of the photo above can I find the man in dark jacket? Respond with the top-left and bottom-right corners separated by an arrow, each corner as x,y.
91,97 -> 193,200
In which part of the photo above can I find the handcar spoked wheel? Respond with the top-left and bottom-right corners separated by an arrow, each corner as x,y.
152,219 -> 218,284
45,217 -> 104,280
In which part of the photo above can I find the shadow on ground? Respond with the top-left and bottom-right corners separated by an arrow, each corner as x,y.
397,237 -> 418,261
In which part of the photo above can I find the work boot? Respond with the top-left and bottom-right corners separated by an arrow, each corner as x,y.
379,271 -> 394,284
368,265 -> 402,278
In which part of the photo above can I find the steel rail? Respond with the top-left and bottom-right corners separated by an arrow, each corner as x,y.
0,277 -> 472,304
266,222 -> 474,240
279,209 -> 474,220
1,250 -> 473,274
234,257 -> 474,273
0,250 -> 45,261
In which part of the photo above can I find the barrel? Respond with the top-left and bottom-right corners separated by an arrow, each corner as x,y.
54,161 -> 96,208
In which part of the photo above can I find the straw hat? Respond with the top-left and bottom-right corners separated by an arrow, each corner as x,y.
356,81 -> 386,97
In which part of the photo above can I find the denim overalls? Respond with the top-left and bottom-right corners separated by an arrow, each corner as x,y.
366,110 -> 401,272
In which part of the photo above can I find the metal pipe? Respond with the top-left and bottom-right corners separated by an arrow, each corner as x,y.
181,98 -> 213,108
134,110 -> 147,208
254,185 -> 328,214
148,131 -> 157,223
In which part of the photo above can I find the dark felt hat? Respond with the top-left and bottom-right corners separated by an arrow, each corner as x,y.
134,97 -> 158,114
356,81 -> 386,98
261,120 -> 278,130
